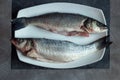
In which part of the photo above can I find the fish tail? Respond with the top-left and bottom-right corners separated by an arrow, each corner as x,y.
11,17 -> 26,30
94,35 -> 112,50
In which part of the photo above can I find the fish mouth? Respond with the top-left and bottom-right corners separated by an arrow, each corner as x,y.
11,38 -> 18,45
93,27 -> 108,33
100,27 -> 108,32
91,26 -> 108,33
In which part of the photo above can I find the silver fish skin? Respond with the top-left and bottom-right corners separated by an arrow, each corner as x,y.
11,36 -> 110,62
12,13 -> 107,37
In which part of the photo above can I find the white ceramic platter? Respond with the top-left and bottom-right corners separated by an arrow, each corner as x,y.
15,2 -> 107,69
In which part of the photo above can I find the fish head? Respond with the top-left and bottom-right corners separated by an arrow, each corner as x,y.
11,39 -> 33,54
84,19 -> 108,33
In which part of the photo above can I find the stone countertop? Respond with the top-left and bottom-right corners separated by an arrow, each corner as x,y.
0,0 -> 120,80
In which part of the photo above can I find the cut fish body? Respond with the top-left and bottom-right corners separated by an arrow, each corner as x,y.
12,13 -> 107,37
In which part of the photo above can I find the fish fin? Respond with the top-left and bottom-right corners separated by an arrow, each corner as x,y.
12,17 -> 26,30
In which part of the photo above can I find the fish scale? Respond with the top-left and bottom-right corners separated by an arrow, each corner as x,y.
12,36 -> 109,62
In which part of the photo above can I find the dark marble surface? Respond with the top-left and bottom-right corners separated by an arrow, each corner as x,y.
0,0 -> 120,80
11,0 -> 110,69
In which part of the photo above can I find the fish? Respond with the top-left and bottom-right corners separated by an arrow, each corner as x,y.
12,13 -> 107,37
11,36 -> 111,62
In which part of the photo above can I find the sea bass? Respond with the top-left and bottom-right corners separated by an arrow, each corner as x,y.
12,13 -> 107,37
11,36 -> 110,62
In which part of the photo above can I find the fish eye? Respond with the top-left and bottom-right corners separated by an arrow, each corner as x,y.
96,22 -> 103,27
18,39 -> 25,43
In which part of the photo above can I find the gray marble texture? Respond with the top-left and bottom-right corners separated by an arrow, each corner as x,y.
0,0 -> 120,80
